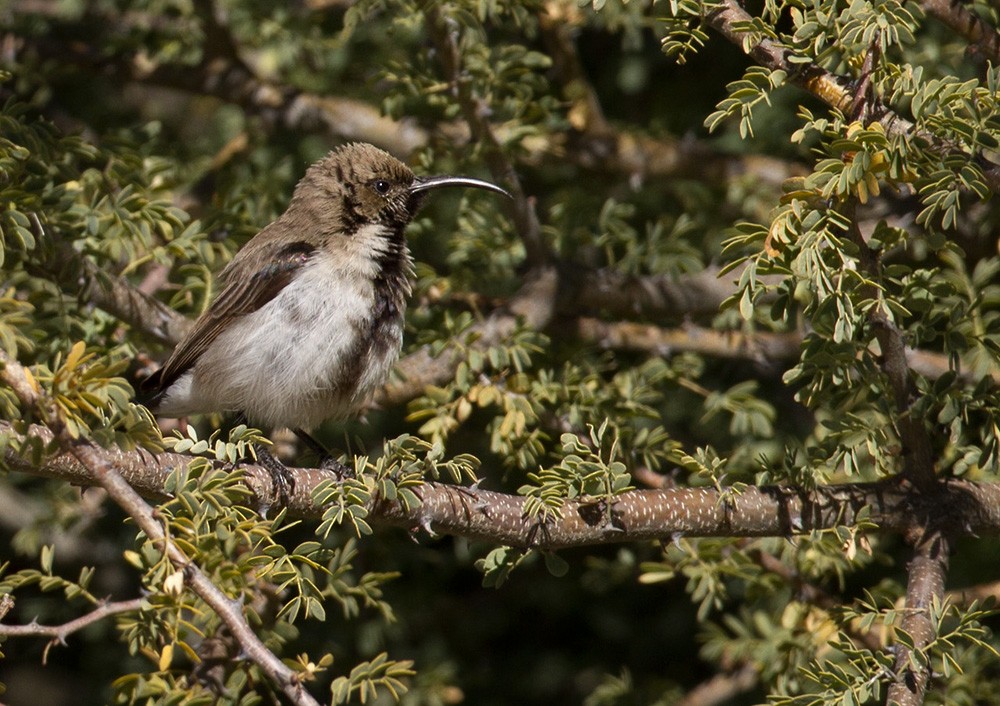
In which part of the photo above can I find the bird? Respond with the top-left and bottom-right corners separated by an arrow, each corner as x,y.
141,142 -> 509,488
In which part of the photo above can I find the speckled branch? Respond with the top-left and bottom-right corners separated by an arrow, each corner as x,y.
6,421 -> 1000,548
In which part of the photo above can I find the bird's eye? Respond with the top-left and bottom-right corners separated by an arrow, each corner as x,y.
373,179 -> 391,195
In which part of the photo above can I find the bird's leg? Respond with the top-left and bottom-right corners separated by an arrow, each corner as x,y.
231,413 -> 294,510
292,428 -> 353,479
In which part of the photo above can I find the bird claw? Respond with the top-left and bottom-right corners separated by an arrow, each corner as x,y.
252,443 -> 295,511
319,455 -> 353,481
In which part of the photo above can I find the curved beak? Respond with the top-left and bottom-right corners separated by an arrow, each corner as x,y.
410,175 -> 511,198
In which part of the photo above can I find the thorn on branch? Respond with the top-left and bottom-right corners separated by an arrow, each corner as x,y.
850,36 -> 882,122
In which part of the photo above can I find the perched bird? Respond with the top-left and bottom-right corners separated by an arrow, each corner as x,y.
142,143 -> 508,473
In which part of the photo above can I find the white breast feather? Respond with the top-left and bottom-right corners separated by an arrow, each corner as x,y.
155,225 -> 406,429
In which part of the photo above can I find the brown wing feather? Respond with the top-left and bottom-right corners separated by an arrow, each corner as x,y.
142,241 -> 316,399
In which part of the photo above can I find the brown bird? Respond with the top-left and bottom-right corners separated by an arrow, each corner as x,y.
142,143 -> 508,478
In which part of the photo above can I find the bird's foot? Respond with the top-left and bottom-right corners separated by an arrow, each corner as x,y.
319,455 -> 354,481
253,443 -> 295,513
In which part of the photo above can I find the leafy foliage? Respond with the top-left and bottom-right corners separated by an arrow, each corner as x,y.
1,0 -> 1000,704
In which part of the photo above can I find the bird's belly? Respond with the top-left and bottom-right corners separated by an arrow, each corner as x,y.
176,261 -> 403,430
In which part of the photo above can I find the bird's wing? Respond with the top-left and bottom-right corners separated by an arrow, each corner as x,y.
142,240 -> 316,399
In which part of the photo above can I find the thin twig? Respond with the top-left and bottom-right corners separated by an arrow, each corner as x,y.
703,0 -> 1000,194
0,353 -> 321,706
0,597 -> 143,644
422,3 -> 551,266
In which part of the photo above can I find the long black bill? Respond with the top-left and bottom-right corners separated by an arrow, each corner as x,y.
410,175 -> 511,198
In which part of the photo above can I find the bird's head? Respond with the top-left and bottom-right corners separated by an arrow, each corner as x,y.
294,143 -> 509,236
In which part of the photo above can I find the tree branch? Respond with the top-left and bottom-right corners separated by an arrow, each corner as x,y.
675,664 -> 758,706
703,0 -> 1000,195
538,7 -> 613,139
5,421 -> 1000,548
886,533 -> 950,706
566,264 -> 778,322
0,597 -> 144,664
842,207 -> 938,489
568,317 -> 987,382
919,0 -> 1000,64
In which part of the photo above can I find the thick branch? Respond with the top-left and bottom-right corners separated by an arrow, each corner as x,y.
5,422 -> 1000,548
869,313 -> 938,488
